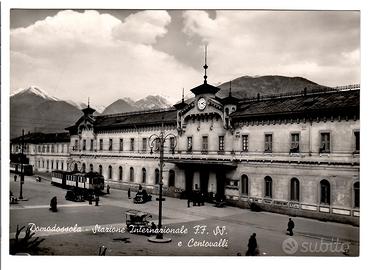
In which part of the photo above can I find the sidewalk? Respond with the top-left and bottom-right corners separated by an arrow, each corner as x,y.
17,172 -> 359,244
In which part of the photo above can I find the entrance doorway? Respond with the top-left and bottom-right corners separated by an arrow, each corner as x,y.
216,172 -> 225,198
199,169 -> 209,194
185,169 -> 193,192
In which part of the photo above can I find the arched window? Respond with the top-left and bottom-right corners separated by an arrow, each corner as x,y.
354,182 -> 360,208
130,167 -> 134,182
82,163 -> 86,173
168,170 -> 175,187
142,168 -> 147,183
73,163 -> 78,172
99,165 -> 103,175
320,180 -> 330,204
241,175 -> 248,195
119,166 -> 123,181
264,176 -> 272,198
155,168 -> 160,185
90,164 -> 93,172
108,165 -> 112,179
290,178 -> 300,201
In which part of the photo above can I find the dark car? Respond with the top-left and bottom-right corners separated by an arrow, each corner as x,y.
133,189 -> 152,204
65,190 -> 84,202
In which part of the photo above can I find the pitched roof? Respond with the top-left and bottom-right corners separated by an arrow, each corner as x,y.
190,82 -> 220,95
11,132 -> 70,144
94,108 -> 177,130
231,89 -> 359,120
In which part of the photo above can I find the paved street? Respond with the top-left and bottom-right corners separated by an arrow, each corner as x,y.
9,173 -> 359,256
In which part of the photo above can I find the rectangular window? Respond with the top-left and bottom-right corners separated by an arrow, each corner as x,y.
202,136 -> 208,153
354,131 -> 360,152
130,138 -> 135,151
61,162 -> 64,170
119,138 -> 124,151
51,160 -> 54,169
142,138 -> 147,152
109,139 -> 113,151
242,135 -> 248,152
61,144 -> 64,153
51,145 -> 54,153
320,132 -> 330,153
219,136 -> 225,151
83,139 -> 86,151
264,134 -> 273,153
170,137 -> 175,153
99,139 -> 103,151
290,133 -> 300,153
90,139 -> 94,151
187,137 -> 193,152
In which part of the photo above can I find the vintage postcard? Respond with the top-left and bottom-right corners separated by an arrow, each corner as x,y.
2,3 -> 363,267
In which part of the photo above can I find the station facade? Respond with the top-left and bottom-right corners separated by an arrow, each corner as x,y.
11,76 -> 360,224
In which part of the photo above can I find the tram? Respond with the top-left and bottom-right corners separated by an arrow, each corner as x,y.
10,162 -> 33,176
51,170 -> 105,191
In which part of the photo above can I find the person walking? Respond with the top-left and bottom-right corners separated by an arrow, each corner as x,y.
287,218 -> 295,236
14,175 -> 17,182
128,188 -> 131,199
187,197 -> 191,207
246,233 -> 258,256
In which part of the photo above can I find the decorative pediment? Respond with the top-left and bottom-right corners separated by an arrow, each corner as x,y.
177,97 -> 226,133
77,115 -> 95,134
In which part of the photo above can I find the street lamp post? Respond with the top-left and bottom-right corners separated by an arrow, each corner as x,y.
19,129 -> 25,200
148,121 -> 176,243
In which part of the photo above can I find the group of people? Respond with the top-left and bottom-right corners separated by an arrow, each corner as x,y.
245,218 -> 295,256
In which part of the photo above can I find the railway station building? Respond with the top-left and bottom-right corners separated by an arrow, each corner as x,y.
11,73 -> 360,224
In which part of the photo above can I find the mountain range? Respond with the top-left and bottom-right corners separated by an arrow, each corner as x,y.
10,76 -> 327,138
101,95 -> 171,114
216,75 -> 324,98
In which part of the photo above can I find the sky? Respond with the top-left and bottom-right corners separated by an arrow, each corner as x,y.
10,9 -> 360,107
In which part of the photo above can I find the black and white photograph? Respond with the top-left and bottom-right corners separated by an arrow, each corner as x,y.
1,1 -> 366,265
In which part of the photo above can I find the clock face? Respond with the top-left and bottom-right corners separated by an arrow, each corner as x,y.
197,97 -> 207,110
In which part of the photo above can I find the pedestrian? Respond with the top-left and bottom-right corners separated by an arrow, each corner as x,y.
246,233 -> 258,256
107,185 -> 110,194
151,222 -> 157,230
128,188 -> 131,199
14,175 -> 17,182
187,198 -> 191,208
50,196 -> 58,212
287,218 -> 295,236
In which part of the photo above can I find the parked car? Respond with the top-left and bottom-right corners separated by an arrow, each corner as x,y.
133,189 -> 152,204
65,190 -> 84,202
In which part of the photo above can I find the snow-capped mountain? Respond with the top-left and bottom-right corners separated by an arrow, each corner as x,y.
101,95 -> 172,114
11,86 -> 60,101
10,86 -> 83,138
135,95 -> 171,110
